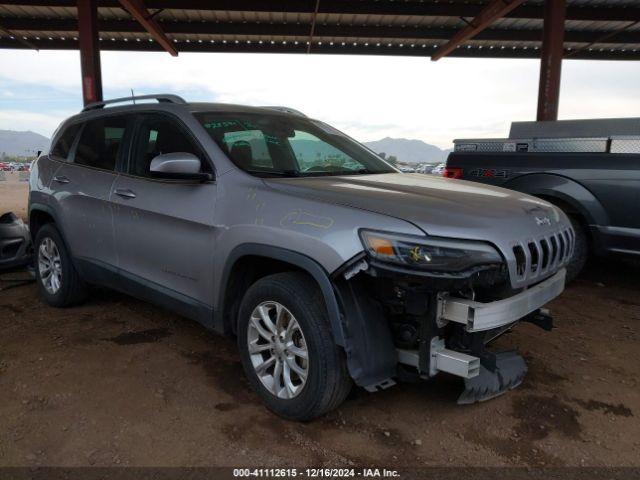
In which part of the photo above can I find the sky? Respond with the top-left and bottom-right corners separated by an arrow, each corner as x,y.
1,49 -> 639,149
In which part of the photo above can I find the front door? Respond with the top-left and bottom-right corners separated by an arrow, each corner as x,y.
110,112 -> 218,321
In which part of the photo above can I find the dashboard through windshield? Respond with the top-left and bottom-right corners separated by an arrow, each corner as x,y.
194,112 -> 397,178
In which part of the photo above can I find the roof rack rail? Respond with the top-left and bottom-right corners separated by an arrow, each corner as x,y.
264,106 -> 307,117
82,94 -> 187,112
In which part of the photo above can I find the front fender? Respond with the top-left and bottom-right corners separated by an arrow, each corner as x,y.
218,245 -> 398,389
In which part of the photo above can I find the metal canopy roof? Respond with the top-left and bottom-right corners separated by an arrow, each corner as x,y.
1,0 -> 639,60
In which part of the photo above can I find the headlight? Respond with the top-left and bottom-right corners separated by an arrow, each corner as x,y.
359,230 -> 502,272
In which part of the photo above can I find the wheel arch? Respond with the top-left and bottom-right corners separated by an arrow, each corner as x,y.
504,173 -> 608,227
28,203 -> 81,268
218,244 -> 345,346
29,203 -> 59,241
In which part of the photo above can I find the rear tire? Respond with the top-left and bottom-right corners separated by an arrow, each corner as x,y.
237,272 -> 351,421
566,215 -> 588,283
34,223 -> 87,307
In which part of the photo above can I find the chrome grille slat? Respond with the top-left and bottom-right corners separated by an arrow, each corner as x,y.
566,230 -> 574,261
511,227 -> 574,284
528,242 -> 539,276
555,232 -> 563,268
558,233 -> 565,262
540,238 -> 550,271
533,241 -> 542,276
549,235 -> 558,268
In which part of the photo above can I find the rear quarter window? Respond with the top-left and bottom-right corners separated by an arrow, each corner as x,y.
74,116 -> 128,171
50,123 -> 81,161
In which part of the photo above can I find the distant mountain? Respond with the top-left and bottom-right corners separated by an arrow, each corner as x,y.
0,130 -> 449,166
363,137 -> 451,164
0,130 -> 50,157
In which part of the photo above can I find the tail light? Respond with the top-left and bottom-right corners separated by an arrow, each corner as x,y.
443,167 -> 463,179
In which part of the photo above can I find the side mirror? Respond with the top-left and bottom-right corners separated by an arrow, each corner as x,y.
149,152 -> 212,181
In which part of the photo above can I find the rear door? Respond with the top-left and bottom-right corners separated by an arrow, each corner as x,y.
49,114 -> 131,273
110,112 -> 218,316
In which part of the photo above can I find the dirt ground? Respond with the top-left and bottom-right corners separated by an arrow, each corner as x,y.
1,178 -> 639,468
0,171 -> 29,220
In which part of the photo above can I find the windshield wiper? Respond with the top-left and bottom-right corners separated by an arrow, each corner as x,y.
245,169 -> 301,178
246,168 -> 388,178
314,168 -> 382,176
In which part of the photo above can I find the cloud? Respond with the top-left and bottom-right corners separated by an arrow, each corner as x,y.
0,109 -> 71,138
0,50 -> 639,147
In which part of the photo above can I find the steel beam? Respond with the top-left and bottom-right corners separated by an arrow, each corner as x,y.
431,0 -> 525,61
77,0 -> 102,105
3,18 -> 640,45
307,0 -> 321,54
2,36 -> 638,61
537,0 -> 566,122
118,0 -> 177,56
1,0 -> 640,22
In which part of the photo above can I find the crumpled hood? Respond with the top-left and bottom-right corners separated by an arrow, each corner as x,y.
265,173 -> 566,240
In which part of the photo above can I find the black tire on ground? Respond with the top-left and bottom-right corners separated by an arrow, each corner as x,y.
566,215 -> 589,283
237,272 -> 352,421
34,223 -> 87,307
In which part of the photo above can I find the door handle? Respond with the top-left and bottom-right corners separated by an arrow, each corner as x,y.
53,175 -> 70,184
114,188 -> 137,199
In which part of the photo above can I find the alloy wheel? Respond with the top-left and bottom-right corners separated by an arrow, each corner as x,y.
38,237 -> 62,294
247,301 -> 309,399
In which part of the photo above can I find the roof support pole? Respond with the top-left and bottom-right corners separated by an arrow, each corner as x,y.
536,0 -> 566,121
77,0 -> 102,105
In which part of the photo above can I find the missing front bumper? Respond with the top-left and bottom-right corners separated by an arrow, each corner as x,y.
397,341 -> 529,404
394,271 -> 564,403
438,269 -> 566,332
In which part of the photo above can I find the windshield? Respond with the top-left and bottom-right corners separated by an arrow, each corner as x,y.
194,112 -> 397,177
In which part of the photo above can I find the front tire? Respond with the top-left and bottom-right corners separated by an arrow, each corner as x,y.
237,272 -> 351,421
34,223 -> 87,307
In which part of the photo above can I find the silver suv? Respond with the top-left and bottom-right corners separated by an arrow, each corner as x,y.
29,94 -> 573,420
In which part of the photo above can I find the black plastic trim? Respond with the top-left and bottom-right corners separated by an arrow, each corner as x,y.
333,274 -> 397,388
75,257 -> 215,328
219,244 -> 345,345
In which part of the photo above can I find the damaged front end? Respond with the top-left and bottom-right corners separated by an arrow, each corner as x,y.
333,230 -> 566,404
0,212 -> 32,273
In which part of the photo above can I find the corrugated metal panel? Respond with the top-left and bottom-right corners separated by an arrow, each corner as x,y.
99,7 -> 132,20
0,0 -> 639,59
0,5 -> 75,18
567,19 -> 633,31
569,0 -> 640,5
493,17 -> 537,29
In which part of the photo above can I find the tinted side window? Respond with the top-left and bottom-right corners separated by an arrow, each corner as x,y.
50,123 -> 81,160
131,114 -> 210,177
74,116 -> 128,171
